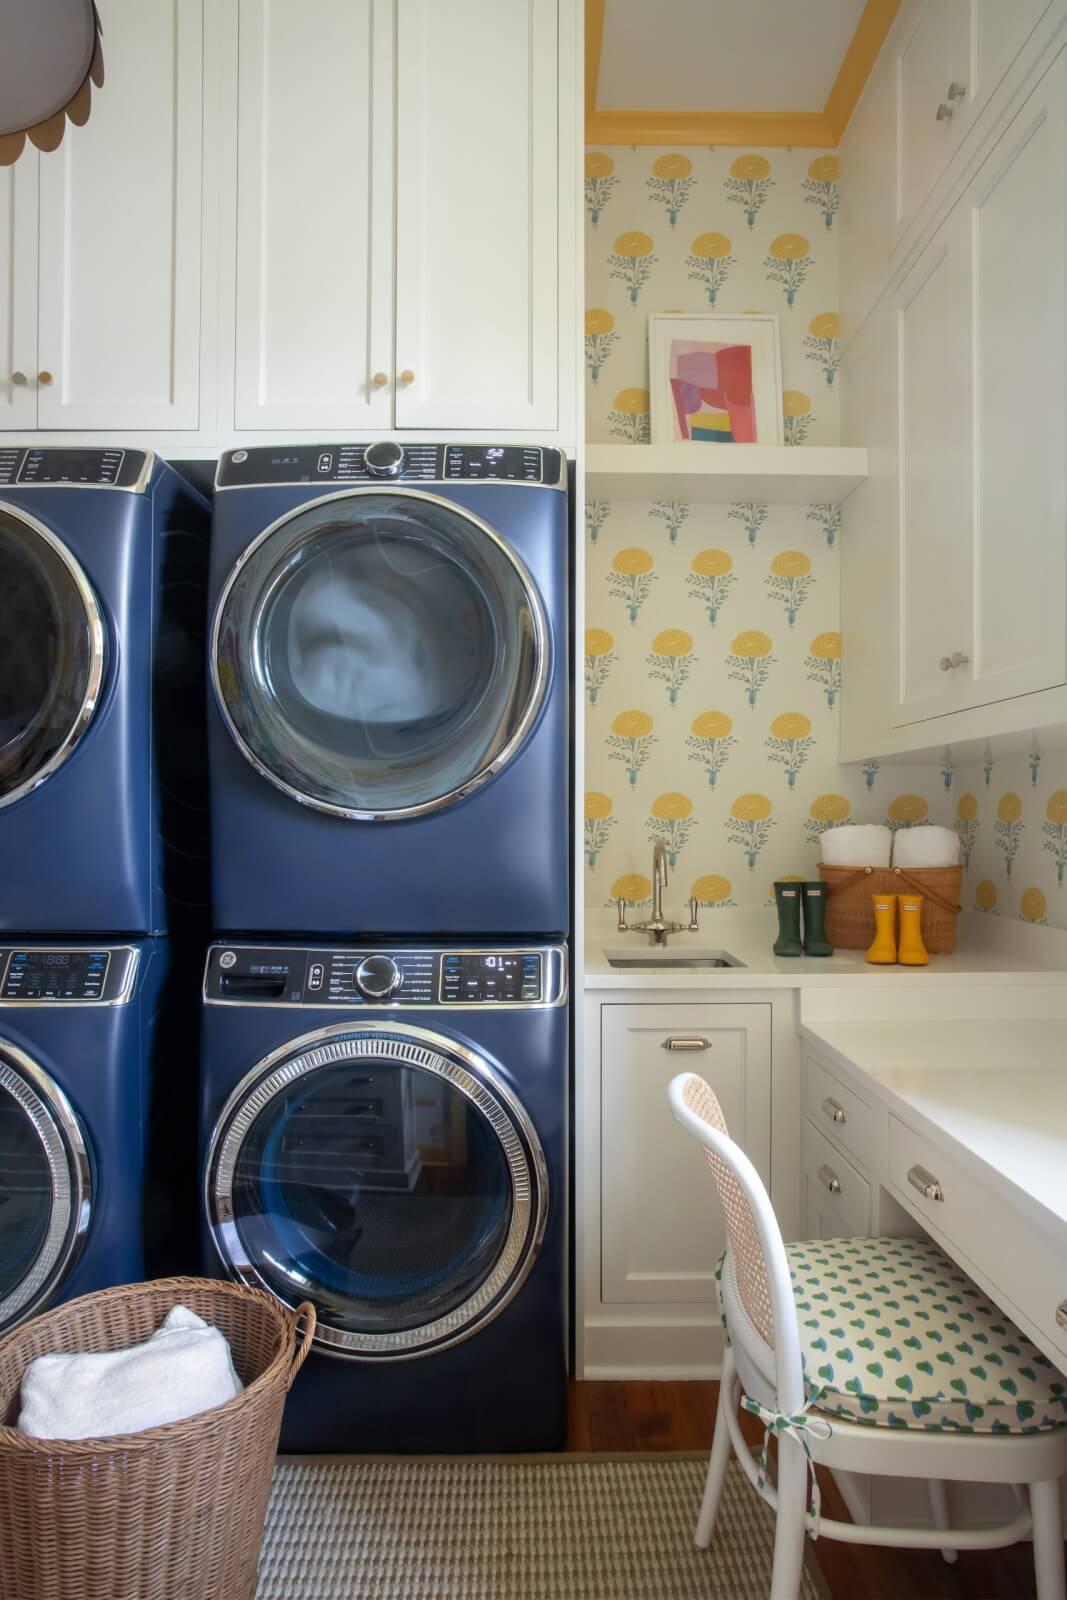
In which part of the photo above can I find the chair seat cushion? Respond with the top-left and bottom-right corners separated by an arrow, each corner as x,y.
787,1236 -> 1067,1433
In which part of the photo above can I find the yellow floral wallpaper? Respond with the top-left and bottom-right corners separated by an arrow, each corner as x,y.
953,752 -> 1067,931
586,146 -> 840,445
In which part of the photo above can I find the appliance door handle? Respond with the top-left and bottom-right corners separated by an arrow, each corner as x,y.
663,1036 -> 710,1052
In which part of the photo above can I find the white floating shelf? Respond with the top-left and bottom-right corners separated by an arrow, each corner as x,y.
585,444 -> 868,505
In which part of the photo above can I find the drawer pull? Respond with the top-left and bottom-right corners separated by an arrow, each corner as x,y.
822,1097 -> 846,1124
908,1164 -> 945,1203
1057,1300 -> 1067,1333
663,1036 -> 710,1052
818,1164 -> 841,1195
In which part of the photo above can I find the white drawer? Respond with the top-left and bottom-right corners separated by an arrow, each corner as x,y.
805,1053 -> 877,1175
803,1119 -> 870,1239
888,1115 -> 1067,1370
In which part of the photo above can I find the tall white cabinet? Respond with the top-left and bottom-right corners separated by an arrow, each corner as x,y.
2,0 -> 204,433
839,3 -> 1067,760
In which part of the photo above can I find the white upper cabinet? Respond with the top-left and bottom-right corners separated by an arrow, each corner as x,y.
0,158 -> 38,432
35,0 -> 204,430
233,0 -> 394,431
393,0 -> 558,431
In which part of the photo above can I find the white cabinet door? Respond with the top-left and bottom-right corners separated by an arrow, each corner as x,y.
233,0 -> 394,431
36,0 -> 203,430
893,205 -> 974,725
393,0 -> 558,431
600,1004 -> 771,1306
0,155 -> 38,431
898,0 -> 965,233
802,1119 -> 870,1240
963,47 -> 1067,708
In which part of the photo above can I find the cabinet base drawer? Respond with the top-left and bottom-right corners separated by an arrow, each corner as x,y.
804,1118 -> 871,1238
805,1052 -> 878,1173
888,1114 -> 1067,1369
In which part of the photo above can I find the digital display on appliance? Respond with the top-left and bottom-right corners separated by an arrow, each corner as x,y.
441,952 -> 541,1001
1,950 -> 110,999
18,449 -> 125,485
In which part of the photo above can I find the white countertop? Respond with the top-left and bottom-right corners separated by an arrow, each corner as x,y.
584,909 -> 1067,990
799,1016 -> 1067,1237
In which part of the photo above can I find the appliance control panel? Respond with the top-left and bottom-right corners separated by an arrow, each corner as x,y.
203,945 -> 567,1008
0,447 -> 148,489
0,947 -> 138,1004
215,444 -> 563,490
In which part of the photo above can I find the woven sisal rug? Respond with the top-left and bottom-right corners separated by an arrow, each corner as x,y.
257,1454 -> 828,1599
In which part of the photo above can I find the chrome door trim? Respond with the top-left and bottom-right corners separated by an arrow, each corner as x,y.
4,451 -> 155,495
0,946 -> 140,1007
0,503 -> 108,811
206,1020 -> 549,1360
0,1039 -> 92,1333
209,486 -> 552,821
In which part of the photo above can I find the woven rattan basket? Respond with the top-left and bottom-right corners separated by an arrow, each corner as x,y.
818,863 -> 963,953
0,1276 -> 314,1600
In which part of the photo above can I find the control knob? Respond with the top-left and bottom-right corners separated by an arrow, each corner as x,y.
355,954 -> 402,1000
363,440 -> 405,479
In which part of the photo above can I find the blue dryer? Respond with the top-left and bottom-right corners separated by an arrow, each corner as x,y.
0,447 -> 211,935
200,939 -> 567,1452
0,940 -> 168,1335
207,443 -> 569,938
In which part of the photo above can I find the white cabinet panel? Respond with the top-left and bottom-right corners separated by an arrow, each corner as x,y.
36,0 -> 203,430
898,0 -> 965,231
233,0 -> 393,431
394,0 -> 558,430
0,156 -> 38,431
600,1004 -> 770,1306
967,48 -> 1067,706
894,209 -> 974,724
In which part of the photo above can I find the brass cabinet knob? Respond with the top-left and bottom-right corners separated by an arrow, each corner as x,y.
37,370 -> 53,385
399,369 -> 415,386
372,372 -> 388,387
11,371 -> 26,386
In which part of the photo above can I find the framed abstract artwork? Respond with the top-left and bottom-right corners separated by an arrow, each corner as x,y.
648,313 -> 784,446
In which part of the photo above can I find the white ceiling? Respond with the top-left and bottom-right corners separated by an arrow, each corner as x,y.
596,0 -> 868,113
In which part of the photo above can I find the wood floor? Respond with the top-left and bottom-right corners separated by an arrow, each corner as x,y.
567,1380 -> 1047,1599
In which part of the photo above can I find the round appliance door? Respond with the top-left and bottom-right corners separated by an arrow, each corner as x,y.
206,1023 -> 548,1359
211,489 -> 549,819
0,505 -> 107,810
0,1042 -> 91,1335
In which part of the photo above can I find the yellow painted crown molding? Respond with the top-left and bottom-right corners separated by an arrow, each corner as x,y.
586,0 -> 902,149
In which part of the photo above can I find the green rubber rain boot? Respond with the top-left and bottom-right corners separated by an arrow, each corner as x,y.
772,882 -> 804,957
801,882 -> 834,957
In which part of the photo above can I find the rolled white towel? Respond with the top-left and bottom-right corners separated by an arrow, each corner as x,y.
891,824 -> 960,868
819,824 -> 892,868
18,1304 -> 243,1440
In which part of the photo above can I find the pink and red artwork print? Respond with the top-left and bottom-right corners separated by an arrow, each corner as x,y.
668,338 -> 757,443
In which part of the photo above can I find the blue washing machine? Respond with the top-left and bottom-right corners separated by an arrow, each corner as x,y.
0,446 -> 211,935
207,443 -> 569,938
200,939 -> 567,1452
0,940 -> 168,1335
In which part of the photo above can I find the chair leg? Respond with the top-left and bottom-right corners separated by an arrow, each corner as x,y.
1030,1477 -> 1066,1600
695,1345 -> 736,1549
926,1478 -> 958,1564
770,1431 -> 809,1600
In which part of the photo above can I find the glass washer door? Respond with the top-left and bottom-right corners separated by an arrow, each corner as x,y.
207,1024 -> 548,1360
0,505 -> 107,810
0,1043 -> 91,1335
211,489 -> 549,820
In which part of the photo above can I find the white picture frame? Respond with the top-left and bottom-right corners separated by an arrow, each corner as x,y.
648,313 -> 784,447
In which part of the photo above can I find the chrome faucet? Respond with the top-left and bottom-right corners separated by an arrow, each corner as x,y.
617,841 -> 701,947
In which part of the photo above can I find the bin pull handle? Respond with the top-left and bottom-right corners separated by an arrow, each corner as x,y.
287,1302 -> 317,1388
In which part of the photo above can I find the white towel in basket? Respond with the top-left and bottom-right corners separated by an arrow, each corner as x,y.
819,824 -> 892,868
17,1304 -> 243,1440
891,824 -> 960,868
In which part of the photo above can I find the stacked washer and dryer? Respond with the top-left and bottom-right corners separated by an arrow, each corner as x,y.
0,447 -> 211,1336
201,442 -> 571,1452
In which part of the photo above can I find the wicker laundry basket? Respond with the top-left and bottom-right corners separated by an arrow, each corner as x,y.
818,863 -> 963,953
0,1276 -> 314,1600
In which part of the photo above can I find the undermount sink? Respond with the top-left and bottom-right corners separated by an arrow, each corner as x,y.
604,949 -> 745,971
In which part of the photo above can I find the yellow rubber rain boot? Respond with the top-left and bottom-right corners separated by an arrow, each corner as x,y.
867,893 -> 898,964
897,893 -> 929,965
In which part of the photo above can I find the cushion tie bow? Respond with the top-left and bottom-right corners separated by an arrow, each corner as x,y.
740,1393 -> 833,1539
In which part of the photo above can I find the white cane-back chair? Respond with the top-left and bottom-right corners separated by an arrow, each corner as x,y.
669,1072 -> 1067,1600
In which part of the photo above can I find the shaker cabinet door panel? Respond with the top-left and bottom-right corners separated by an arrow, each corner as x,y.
233,0 -> 394,431
36,0 -> 203,430
393,0 -> 558,431
0,156 -> 38,432
599,1004 -> 770,1307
